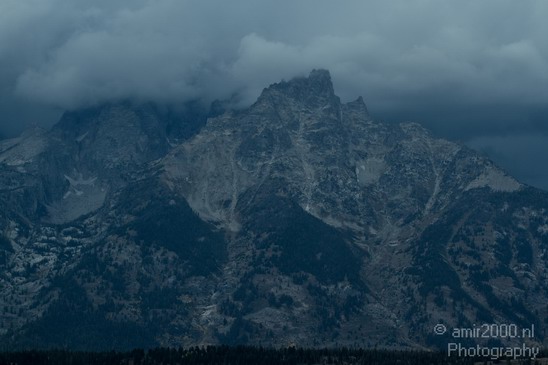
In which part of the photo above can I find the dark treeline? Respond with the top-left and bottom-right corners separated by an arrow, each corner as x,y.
0,346 -> 546,365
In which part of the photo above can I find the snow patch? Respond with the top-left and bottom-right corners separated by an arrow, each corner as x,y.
465,168 -> 521,192
356,157 -> 386,186
63,174 -> 98,199
76,132 -> 89,142
47,173 -> 106,224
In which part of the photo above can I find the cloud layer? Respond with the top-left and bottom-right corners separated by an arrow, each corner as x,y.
1,0 -> 548,187
4,1 -> 548,109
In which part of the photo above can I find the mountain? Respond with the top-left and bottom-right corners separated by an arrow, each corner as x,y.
1,70 -> 547,350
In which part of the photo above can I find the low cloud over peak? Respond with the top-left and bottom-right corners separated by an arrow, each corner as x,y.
1,0 -> 548,188
4,0 -> 547,111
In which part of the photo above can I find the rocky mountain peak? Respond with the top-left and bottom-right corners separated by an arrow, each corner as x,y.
306,68 -> 334,93
256,69 -> 339,110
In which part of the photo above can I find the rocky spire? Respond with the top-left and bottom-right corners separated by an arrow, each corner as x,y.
306,69 -> 335,97
257,69 -> 340,109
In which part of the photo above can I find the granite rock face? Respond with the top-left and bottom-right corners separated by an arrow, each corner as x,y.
1,70 -> 547,350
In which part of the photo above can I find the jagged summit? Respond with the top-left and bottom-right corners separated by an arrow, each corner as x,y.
252,70 -> 374,127
304,68 -> 334,95
257,69 -> 339,109
280,68 -> 334,94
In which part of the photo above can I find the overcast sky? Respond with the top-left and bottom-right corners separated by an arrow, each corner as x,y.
1,0 -> 547,189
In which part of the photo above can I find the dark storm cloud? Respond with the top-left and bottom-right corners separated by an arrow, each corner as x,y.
1,0 -> 547,187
